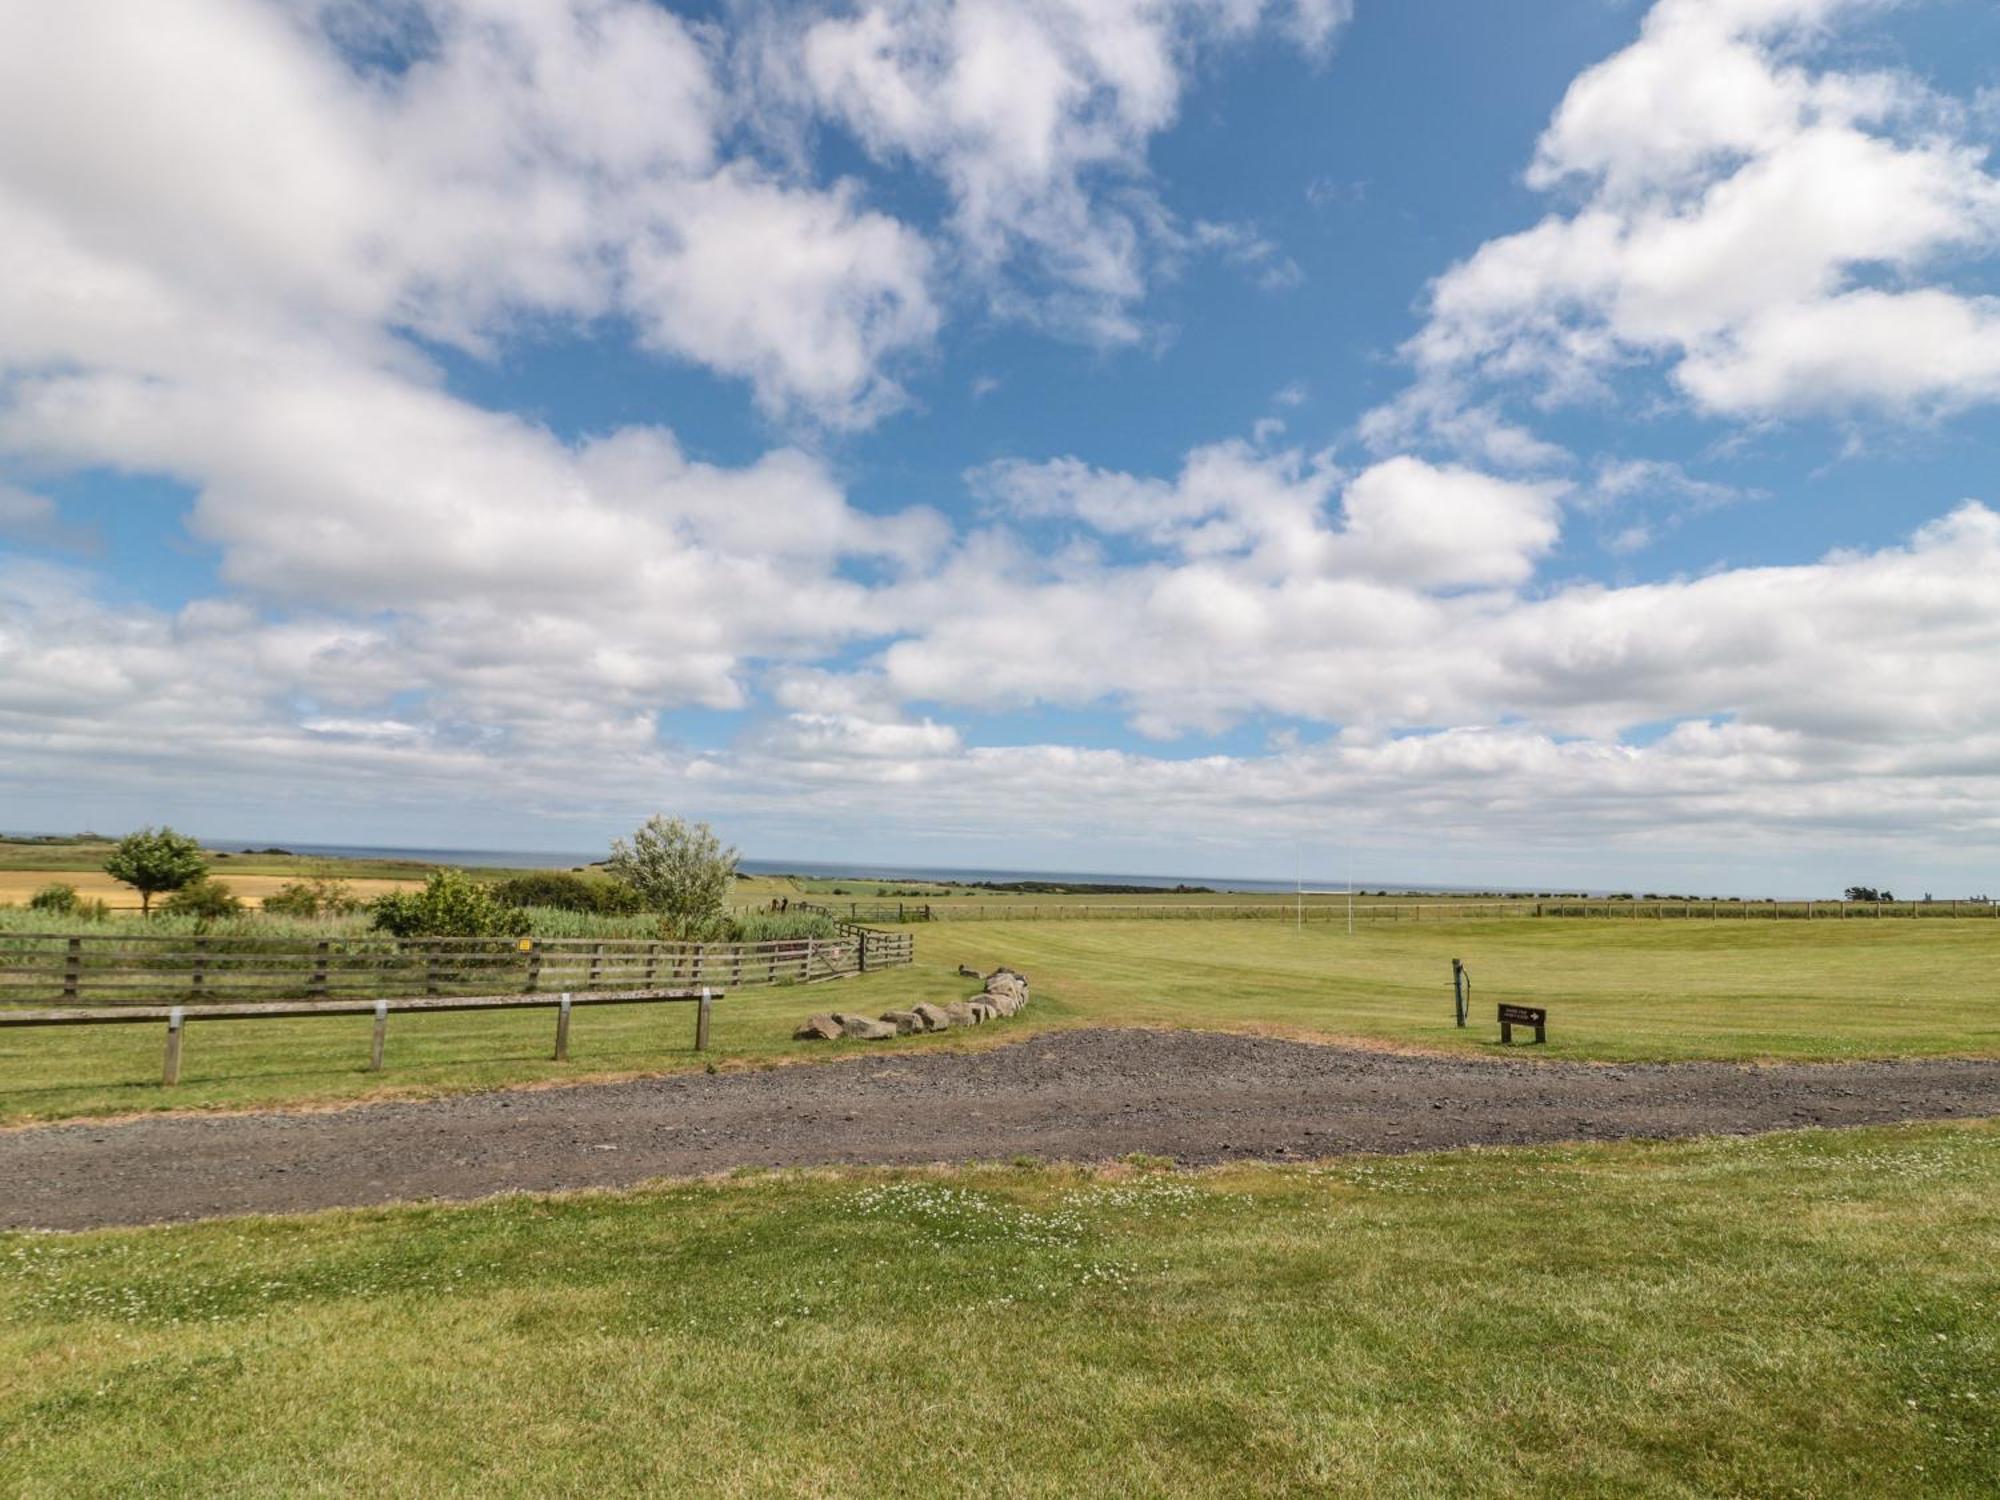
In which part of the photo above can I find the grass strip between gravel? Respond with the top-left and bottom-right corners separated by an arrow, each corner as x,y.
6,918 -> 2000,1125
2,1123 -> 1997,1498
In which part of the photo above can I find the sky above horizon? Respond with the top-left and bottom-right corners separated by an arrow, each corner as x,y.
3,0 -> 1999,894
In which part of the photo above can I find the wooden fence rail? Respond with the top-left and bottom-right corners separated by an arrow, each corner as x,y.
0,987 -> 725,1085
0,929 -> 913,1007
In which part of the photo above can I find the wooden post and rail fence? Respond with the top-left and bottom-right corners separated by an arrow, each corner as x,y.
0,928 -> 914,1085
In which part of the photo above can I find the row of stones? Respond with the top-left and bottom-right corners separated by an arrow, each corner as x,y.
794,966 -> 1030,1041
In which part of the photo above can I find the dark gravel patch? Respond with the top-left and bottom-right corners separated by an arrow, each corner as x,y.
6,1028 -> 2000,1230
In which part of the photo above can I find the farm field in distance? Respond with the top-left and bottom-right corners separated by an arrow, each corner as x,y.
5,919 -> 1999,1125
9,837 -> 1963,919
3,1126 -> 1996,1496
0,835 -> 1588,913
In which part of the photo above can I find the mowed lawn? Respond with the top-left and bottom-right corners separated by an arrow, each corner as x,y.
936,917 -> 2000,1062
2,1124 -> 1996,1497
6,919 -> 2000,1124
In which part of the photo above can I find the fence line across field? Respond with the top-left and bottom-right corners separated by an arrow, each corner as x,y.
0,929 -> 914,1006
803,897 -> 2000,924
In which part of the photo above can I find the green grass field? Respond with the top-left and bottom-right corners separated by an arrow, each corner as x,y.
935,918 -> 2000,1062
3,1124 -> 1996,1497
6,919 -> 2000,1125
7,900 -> 2000,1495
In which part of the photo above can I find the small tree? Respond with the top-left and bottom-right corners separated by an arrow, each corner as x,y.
605,816 -> 739,932
103,826 -> 208,916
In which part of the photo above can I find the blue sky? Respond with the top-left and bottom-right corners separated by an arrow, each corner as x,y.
2,0 -> 1999,894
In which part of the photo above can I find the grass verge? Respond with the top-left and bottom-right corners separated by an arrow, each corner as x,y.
2,1123 -> 1996,1497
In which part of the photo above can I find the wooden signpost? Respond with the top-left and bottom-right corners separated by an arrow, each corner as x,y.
1497,1003 -> 1547,1045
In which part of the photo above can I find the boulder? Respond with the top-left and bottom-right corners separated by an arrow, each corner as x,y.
794,1014 -> 843,1041
912,1002 -> 953,1032
944,1000 -> 980,1026
838,1013 -> 898,1041
985,992 -> 1021,1018
984,968 -> 1029,1006
880,1009 -> 923,1035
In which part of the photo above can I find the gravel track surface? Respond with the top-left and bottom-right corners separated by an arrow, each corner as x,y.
7,1028 -> 2000,1230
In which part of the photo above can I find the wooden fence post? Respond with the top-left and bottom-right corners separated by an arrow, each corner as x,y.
804,937 -> 816,980
370,999 -> 388,1071
644,943 -> 658,986
694,987 -> 712,1052
62,936 -> 81,1001
588,943 -> 604,989
191,937 -> 208,999
310,940 -> 328,997
554,993 -> 572,1062
526,941 -> 542,993
163,1006 -> 184,1086
425,943 -> 439,996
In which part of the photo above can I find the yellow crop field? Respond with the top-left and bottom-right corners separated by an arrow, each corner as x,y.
0,869 -> 421,912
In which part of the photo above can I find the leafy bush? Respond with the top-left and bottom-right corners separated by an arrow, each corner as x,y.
262,876 -> 363,918
490,871 -> 645,915
370,869 -> 527,939
15,885 -> 113,924
161,879 -> 244,921
27,882 -> 79,914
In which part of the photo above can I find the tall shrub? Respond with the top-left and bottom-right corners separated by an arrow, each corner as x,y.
27,882 -> 79,915
369,869 -> 525,938
605,816 -> 738,934
489,871 -> 644,915
162,879 -> 244,922
263,876 -> 363,918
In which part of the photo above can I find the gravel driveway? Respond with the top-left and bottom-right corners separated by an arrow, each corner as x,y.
6,1028 -> 1999,1230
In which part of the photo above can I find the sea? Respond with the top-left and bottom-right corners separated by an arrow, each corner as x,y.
188,840 -> 1514,895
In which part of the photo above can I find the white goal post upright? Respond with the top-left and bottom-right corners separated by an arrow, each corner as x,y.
1297,878 -> 1357,934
